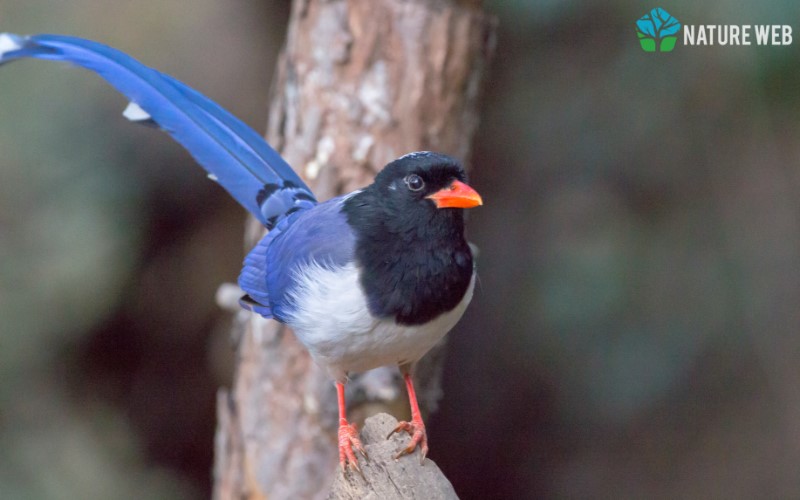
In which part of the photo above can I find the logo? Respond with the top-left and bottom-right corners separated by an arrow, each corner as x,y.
636,8 -> 681,52
636,7 -> 794,52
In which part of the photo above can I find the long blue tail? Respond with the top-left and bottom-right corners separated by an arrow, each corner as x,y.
0,33 -> 316,228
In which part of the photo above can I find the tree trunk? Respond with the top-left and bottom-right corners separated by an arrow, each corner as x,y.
213,1 -> 495,498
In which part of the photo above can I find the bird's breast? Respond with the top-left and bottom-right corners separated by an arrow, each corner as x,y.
283,262 -> 475,380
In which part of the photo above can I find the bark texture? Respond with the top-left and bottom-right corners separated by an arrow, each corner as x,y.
213,1 -> 494,498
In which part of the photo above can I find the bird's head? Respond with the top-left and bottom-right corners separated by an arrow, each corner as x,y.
372,151 -> 483,212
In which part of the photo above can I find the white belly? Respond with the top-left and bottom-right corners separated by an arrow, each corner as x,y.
284,262 -> 475,381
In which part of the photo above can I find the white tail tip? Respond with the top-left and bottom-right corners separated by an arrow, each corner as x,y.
122,101 -> 152,122
0,33 -> 23,58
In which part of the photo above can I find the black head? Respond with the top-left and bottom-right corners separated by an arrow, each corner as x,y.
375,151 -> 466,198
364,152 -> 482,225
343,152 -> 482,325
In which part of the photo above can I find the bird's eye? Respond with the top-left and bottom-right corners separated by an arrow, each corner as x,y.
404,174 -> 424,191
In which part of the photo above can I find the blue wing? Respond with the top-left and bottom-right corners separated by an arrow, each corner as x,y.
239,196 -> 357,320
0,32 -> 315,227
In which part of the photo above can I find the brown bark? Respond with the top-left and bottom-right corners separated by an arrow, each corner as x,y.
213,1 -> 495,498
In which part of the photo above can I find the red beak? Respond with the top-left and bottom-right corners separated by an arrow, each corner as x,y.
426,180 -> 483,209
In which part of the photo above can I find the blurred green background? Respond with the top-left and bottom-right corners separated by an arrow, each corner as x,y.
2,1 -> 800,498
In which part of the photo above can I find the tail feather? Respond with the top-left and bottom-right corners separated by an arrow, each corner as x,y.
0,33 -> 316,227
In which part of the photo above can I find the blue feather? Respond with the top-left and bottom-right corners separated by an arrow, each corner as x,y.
0,32 -> 316,227
239,196 -> 357,321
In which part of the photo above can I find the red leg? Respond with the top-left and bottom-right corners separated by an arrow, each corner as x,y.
388,372 -> 429,463
336,381 -> 367,473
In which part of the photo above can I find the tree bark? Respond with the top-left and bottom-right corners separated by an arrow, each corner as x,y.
213,1 -> 494,498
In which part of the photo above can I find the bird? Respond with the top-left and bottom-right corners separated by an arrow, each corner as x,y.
0,33 -> 482,471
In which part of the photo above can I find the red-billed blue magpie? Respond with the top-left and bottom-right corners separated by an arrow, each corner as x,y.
0,33 -> 482,471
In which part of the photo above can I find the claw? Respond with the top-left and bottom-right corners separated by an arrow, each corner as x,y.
386,422 -> 403,440
349,457 -> 363,476
338,420 -> 367,475
388,418 -> 428,463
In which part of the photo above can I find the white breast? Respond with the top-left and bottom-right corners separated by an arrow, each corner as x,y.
284,262 -> 475,381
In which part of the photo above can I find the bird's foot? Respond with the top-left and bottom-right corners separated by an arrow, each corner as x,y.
387,416 -> 428,463
338,420 -> 368,474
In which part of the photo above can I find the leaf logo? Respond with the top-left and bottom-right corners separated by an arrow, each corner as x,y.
636,8 -> 681,52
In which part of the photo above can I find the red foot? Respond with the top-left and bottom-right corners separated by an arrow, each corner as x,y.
388,416 -> 428,463
338,420 -> 368,473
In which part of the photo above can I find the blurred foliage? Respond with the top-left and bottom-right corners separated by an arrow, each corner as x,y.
2,0 -> 800,499
432,1 -> 800,498
0,0 -> 287,497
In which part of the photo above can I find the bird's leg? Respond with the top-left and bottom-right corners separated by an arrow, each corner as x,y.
336,381 -> 367,473
388,372 -> 429,463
